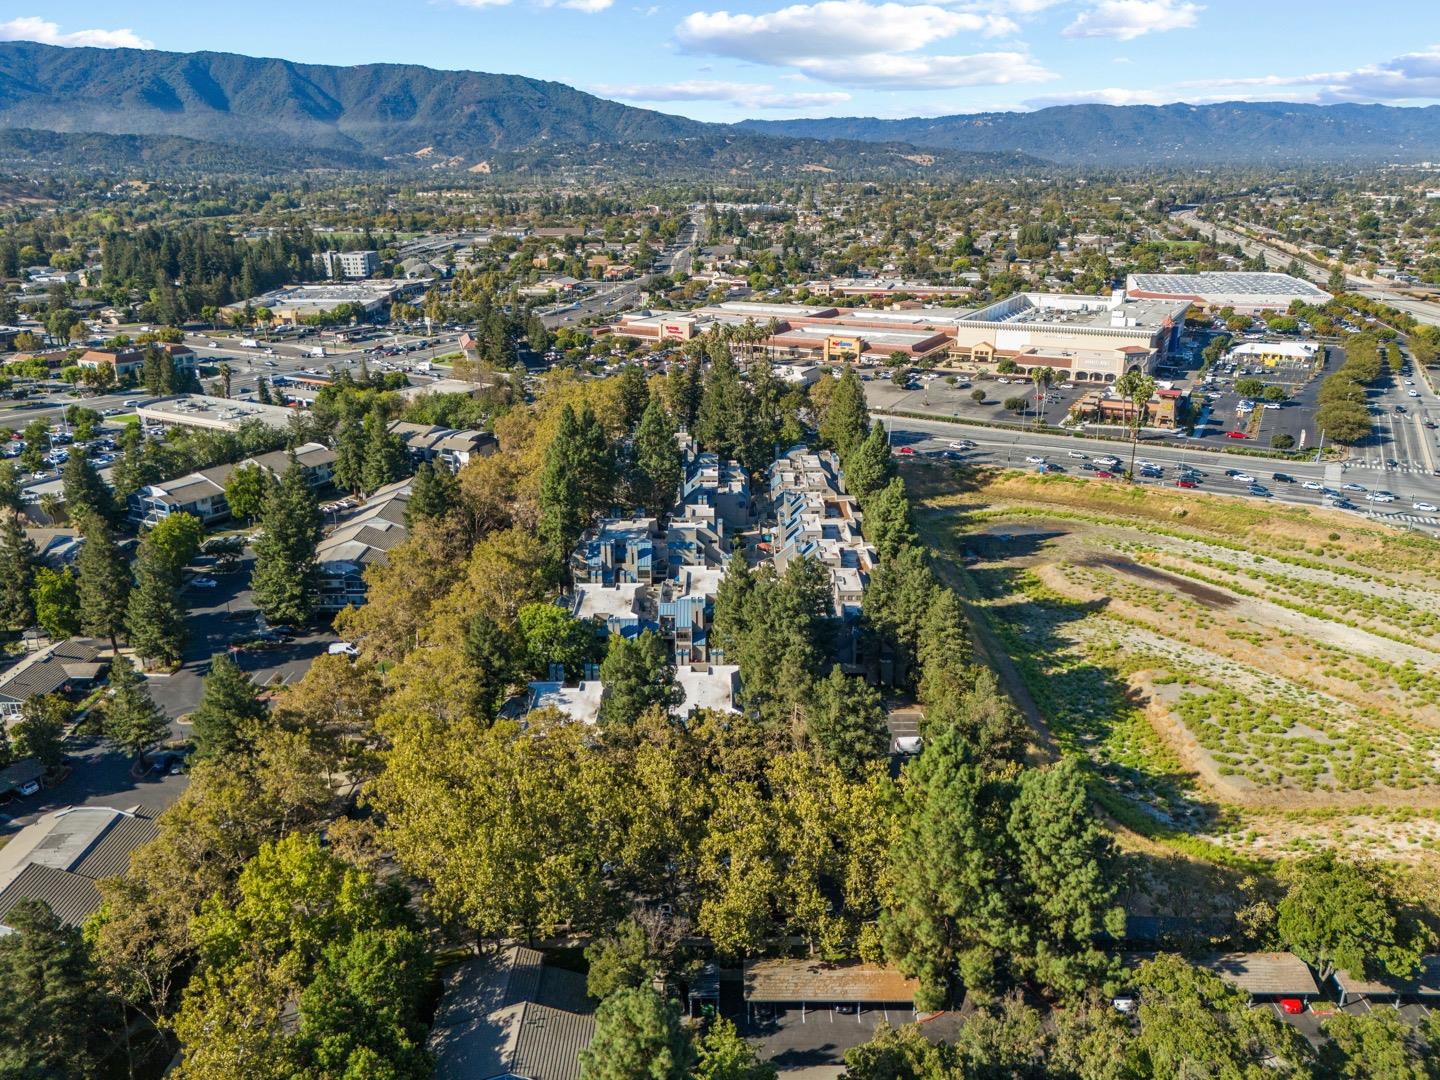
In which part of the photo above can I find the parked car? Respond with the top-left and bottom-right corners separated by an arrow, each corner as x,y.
190,576 -> 217,589
1279,999 -> 1304,1016
1224,431 -> 1248,439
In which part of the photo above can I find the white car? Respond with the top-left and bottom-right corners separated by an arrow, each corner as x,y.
1233,473 -> 1256,483
948,440 -> 975,450
328,642 -> 360,657
1067,450 -> 1087,459
996,377 -> 1010,384
1408,390 -> 1420,397
1024,455 -> 1047,465
1137,460 -> 1158,470
190,576 -> 218,588
1414,502 -> 1439,512
123,399 -> 140,408
1302,481 -> 1324,491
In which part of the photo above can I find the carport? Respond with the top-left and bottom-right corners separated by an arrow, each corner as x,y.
1334,956 -> 1440,1007
1202,952 -> 1320,1003
742,959 -> 918,1023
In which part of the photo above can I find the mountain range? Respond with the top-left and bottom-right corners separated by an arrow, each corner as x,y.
0,40 -> 1438,173
738,102 -> 1440,165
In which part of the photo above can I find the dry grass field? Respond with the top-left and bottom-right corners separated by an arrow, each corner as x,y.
908,465 -> 1440,870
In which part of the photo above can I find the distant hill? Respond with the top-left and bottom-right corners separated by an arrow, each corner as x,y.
738,102 -> 1440,165
4,41 -> 1435,173
0,40 -> 708,160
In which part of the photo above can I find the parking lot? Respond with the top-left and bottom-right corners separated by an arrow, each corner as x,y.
735,1004 -> 961,1073
865,371 -> 1091,427
147,552 -> 338,723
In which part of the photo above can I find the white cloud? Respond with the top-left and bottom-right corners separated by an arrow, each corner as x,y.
0,16 -> 153,49
672,0 -> 1054,90
1024,44 -> 1440,110
1023,86 -> 1168,107
676,2 -> 1015,64
797,50 -> 1056,89
538,0 -> 616,11
594,79 -> 852,109
1063,0 -> 1201,41
457,0 -> 615,11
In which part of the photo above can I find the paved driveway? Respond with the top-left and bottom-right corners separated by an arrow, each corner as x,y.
148,554 -> 337,722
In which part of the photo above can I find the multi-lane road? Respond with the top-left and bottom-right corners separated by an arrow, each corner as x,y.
881,396 -> 1440,533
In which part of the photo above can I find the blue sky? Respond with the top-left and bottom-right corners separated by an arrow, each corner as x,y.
7,2 -> 1440,122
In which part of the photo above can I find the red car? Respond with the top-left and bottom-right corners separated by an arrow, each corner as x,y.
1279,998 -> 1304,1015
1094,470 -> 1115,479
1176,479 -> 1198,489
1224,431 -> 1248,439
894,446 -> 915,456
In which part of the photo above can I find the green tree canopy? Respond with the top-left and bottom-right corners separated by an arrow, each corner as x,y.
579,987 -> 694,1080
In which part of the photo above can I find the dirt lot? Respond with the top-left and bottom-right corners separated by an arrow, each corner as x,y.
910,463 -> 1440,863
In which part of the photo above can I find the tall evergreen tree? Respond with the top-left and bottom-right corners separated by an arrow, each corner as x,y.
579,987 -> 694,1080
75,512 -> 130,651
0,899 -> 113,1078
598,630 -> 679,731
537,405 -> 613,582
362,409 -> 410,494
1008,757 -> 1124,996
251,460 -> 322,625
864,478 -> 919,563
709,549 -> 754,662
103,653 -> 169,765
668,354 -> 703,431
0,510 -> 36,630
616,365 -> 650,428
844,421 -> 894,504
537,405 -> 587,582
695,353 -> 749,465
61,452 -> 114,524
332,414 -> 366,494
881,724 -> 1017,1008
191,651 -> 268,760
462,612 -> 519,721
820,365 -> 869,462
804,664 -> 889,778
865,545 -> 938,688
630,397 -> 681,520
405,461 -> 460,525
127,539 -> 187,668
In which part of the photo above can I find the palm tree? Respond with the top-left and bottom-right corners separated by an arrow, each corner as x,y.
1032,366 -> 1057,429
1115,368 -> 1157,480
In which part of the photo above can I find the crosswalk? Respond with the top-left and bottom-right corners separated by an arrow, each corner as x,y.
1349,460 -> 1435,474
1365,511 -> 1440,527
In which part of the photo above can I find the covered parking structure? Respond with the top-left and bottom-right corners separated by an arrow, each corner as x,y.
1203,952 -> 1320,1003
1334,956 -> 1440,1007
742,959 -> 919,1023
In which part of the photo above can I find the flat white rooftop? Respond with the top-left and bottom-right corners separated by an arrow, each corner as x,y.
1127,272 -> 1328,300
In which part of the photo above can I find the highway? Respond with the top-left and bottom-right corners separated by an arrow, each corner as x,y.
880,412 -> 1440,532
540,206 -> 703,330
1173,209 -> 1440,329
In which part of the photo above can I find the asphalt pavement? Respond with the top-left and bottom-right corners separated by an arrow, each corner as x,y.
880,412 -> 1440,532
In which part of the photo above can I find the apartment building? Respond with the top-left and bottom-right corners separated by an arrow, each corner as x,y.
768,446 -> 877,621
